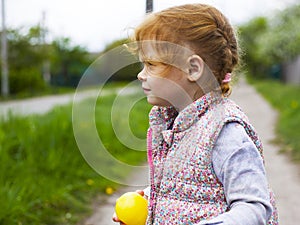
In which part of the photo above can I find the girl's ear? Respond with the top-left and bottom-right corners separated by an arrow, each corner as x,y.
187,55 -> 204,82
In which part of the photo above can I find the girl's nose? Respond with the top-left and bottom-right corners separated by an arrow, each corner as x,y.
137,68 -> 147,81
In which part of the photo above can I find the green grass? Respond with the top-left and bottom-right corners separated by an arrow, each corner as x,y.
249,78 -> 300,161
0,86 -> 151,224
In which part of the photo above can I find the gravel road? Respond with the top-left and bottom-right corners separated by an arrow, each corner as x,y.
0,89 -> 99,119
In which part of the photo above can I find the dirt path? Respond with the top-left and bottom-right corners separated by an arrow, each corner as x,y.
83,166 -> 148,225
0,90 -> 99,119
0,87 -> 139,119
230,78 -> 300,225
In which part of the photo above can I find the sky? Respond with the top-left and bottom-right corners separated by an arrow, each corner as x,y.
3,0 -> 297,52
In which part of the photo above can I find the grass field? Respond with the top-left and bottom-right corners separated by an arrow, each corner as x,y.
249,78 -> 300,161
0,87 -> 151,224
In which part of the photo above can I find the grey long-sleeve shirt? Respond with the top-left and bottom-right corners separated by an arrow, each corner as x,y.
198,122 -> 272,225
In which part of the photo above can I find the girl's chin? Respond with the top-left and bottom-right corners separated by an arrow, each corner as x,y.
146,96 -> 172,107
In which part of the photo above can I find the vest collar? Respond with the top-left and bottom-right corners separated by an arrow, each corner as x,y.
149,92 -> 222,147
172,91 -> 221,133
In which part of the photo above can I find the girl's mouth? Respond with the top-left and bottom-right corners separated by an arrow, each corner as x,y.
143,88 -> 151,94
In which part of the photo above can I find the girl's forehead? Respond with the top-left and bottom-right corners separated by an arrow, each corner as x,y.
138,45 -> 160,61
136,41 -> 196,69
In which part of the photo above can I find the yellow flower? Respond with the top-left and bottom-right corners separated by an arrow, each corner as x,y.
291,100 -> 299,109
105,186 -> 114,195
86,179 -> 94,186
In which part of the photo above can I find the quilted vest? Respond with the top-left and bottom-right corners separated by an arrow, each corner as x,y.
146,92 -> 278,225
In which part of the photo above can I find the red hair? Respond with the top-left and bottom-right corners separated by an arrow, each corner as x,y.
134,4 -> 239,95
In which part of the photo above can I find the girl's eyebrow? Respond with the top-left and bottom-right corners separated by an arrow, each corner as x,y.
139,57 -> 156,63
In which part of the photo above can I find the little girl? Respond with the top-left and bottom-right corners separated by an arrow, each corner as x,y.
113,3 -> 278,225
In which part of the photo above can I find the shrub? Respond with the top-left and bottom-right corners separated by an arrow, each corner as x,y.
8,68 -> 46,94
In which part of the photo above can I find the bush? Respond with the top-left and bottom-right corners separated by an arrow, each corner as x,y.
8,68 -> 46,94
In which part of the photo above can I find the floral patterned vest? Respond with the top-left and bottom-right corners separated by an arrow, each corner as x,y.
146,92 -> 278,225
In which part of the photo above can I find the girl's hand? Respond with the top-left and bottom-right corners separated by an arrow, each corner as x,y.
112,190 -> 145,224
112,213 -> 126,225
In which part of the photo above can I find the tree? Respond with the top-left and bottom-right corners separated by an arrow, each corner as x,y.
101,38 -> 142,82
50,37 -> 92,87
7,26 -> 46,71
239,17 -> 268,77
0,26 -> 47,94
258,4 -> 300,63
239,4 -> 300,79
0,25 -> 93,94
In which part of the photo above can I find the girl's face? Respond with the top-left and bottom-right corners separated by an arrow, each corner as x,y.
137,57 -> 196,111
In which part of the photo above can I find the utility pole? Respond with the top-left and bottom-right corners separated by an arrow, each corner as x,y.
41,11 -> 50,84
146,0 -> 153,13
1,0 -> 9,97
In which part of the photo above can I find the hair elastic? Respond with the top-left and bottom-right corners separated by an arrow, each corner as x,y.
222,73 -> 231,83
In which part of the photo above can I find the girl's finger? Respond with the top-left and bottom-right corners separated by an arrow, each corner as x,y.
112,213 -> 126,224
136,189 -> 145,196
112,213 -> 121,222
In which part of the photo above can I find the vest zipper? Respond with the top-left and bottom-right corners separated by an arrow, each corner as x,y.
147,128 -> 155,224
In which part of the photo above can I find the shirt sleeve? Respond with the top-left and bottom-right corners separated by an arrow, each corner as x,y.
198,122 -> 272,225
143,186 -> 150,198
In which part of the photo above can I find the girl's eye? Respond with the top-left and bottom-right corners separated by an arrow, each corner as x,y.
145,61 -> 155,66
